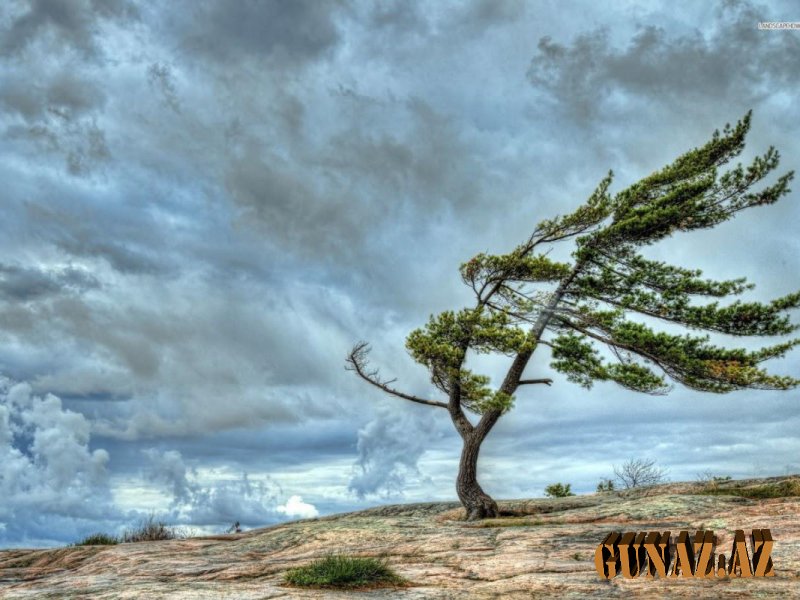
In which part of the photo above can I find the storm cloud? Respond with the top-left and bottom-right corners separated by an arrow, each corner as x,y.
1,0 -> 799,546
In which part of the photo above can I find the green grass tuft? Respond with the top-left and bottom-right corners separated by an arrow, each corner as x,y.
73,532 -> 119,546
702,478 -> 800,499
121,515 -> 186,543
284,555 -> 407,589
70,516 -> 188,547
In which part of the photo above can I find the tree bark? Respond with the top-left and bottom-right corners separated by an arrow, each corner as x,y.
456,432 -> 499,520
453,262 -> 586,520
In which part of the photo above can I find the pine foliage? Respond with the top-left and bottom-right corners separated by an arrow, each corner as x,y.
402,112 -> 798,411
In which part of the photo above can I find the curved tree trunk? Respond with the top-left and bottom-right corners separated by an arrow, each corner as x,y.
456,432 -> 499,520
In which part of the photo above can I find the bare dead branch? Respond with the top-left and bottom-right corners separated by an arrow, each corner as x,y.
613,458 -> 668,490
518,378 -> 553,386
345,342 -> 448,409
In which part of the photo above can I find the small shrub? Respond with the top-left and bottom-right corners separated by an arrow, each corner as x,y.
284,555 -> 407,589
73,533 -> 119,546
121,515 -> 184,543
596,478 -> 615,493
544,483 -> 575,498
571,552 -> 583,561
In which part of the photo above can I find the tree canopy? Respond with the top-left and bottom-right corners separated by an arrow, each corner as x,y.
397,111 -> 799,416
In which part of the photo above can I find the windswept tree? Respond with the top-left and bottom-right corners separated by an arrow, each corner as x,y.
347,112 -> 800,520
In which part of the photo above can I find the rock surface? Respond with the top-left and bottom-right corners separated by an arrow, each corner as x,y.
2,476 -> 800,598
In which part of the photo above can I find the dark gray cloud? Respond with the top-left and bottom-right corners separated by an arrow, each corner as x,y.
0,69 -> 106,121
146,63 -> 181,114
1,0 -> 138,58
0,263 -> 98,301
367,1 -> 430,35
454,0 -> 526,33
0,1 -> 118,177
527,1 -> 800,123
224,95 -> 496,268
164,0 -> 342,66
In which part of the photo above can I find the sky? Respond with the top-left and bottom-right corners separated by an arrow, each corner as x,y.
1,0 -> 799,548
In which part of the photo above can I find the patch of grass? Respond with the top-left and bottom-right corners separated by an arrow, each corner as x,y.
284,555 -> 407,589
703,479 -> 800,499
72,533 -> 119,546
121,515 -> 186,543
69,516 -> 188,547
571,552 -> 583,561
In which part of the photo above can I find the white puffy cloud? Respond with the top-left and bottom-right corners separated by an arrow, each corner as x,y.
0,377 -> 116,546
277,496 -> 319,519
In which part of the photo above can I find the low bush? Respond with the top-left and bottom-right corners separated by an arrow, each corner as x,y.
284,555 -> 407,589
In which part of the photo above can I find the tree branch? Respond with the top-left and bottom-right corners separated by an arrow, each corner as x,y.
345,342 -> 448,409
554,316 -> 673,377
473,262 -> 587,441
518,378 -> 553,386
447,375 -> 475,438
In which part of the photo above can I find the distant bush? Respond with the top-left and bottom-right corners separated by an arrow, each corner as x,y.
696,472 -> 732,494
284,555 -> 407,589
121,515 -> 185,543
596,478 -> 615,493
73,533 -> 119,546
70,515 -> 188,547
544,483 -> 575,498
704,478 -> 800,499
696,471 -> 732,484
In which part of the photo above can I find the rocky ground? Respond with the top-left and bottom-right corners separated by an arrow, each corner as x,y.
2,476 -> 800,599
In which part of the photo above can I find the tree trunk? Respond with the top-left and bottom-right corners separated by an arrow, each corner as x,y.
456,432 -> 499,520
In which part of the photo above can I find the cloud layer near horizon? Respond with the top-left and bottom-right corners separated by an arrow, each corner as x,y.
1,0 -> 799,546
